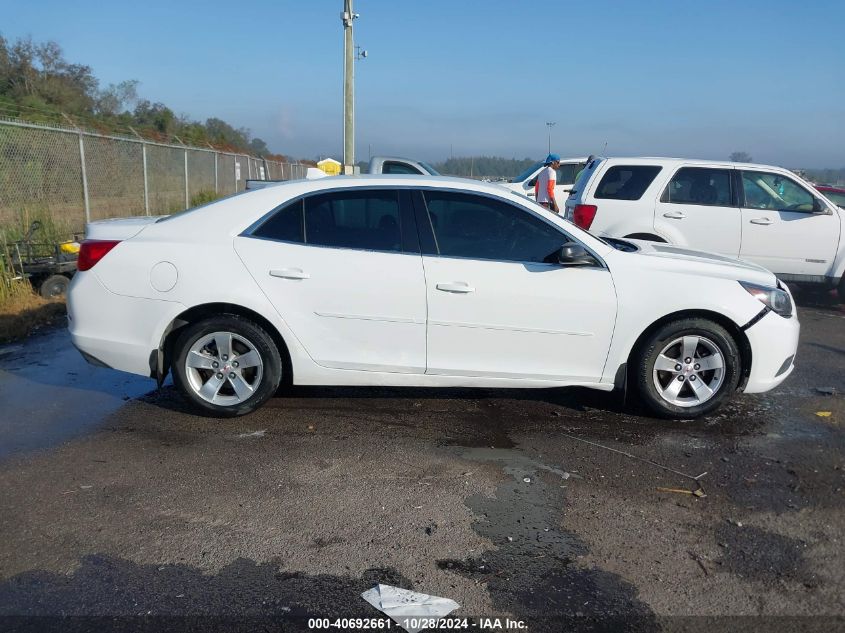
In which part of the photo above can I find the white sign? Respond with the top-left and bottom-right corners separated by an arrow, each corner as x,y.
259,165 -> 265,180
235,162 -> 241,181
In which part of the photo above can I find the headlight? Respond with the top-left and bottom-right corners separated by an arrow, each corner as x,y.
739,281 -> 793,317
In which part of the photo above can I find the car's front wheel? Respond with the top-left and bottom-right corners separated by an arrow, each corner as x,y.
633,318 -> 741,419
172,315 -> 282,417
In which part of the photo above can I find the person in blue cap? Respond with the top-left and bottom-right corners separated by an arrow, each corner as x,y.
535,153 -> 561,213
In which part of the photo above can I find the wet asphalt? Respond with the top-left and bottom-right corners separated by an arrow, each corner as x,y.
0,293 -> 843,632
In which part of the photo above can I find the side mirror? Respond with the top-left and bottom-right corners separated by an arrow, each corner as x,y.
544,243 -> 597,266
812,197 -> 827,213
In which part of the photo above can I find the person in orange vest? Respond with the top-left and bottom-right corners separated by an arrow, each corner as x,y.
535,153 -> 561,213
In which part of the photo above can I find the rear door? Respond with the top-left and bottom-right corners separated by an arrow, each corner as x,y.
739,170 -> 840,276
235,188 -> 427,373
654,166 -> 741,257
416,189 -> 617,382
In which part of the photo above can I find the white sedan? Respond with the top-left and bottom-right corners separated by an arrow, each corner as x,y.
68,175 -> 799,419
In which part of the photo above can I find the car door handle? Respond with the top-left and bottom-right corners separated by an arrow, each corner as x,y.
662,211 -> 686,219
750,217 -> 772,225
436,282 -> 475,294
269,268 -> 310,280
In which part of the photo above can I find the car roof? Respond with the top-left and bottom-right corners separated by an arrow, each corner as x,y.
593,156 -> 788,171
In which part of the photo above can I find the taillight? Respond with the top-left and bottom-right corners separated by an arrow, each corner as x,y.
77,240 -> 121,271
573,204 -> 598,230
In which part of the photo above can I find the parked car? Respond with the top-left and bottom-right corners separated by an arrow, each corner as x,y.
367,156 -> 441,175
68,175 -> 798,419
564,157 -> 845,301
501,157 -> 589,202
815,185 -> 845,208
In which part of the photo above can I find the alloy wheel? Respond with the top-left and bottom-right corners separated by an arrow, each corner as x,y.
184,331 -> 264,406
652,335 -> 725,408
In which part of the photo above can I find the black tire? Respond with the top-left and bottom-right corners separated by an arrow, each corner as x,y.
633,317 -> 741,419
171,315 -> 282,418
838,276 -> 845,304
39,274 -> 70,299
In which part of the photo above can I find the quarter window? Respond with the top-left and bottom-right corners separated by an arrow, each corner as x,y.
742,171 -> 815,212
252,199 -> 304,243
422,191 -> 567,263
594,166 -> 662,200
663,167 -> 733,206
304,190 -> 403,252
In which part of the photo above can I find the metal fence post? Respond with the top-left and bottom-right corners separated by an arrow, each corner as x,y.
234,155 -> 238,191
141,142 -> 150,215
78,132 -> 91,224
184,150 -> 189,209
214,152 -> 219,194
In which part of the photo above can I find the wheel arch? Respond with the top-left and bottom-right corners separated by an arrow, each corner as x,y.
620,309 -> 752,391
156,302 -> 293,387
623,232 -> 666,242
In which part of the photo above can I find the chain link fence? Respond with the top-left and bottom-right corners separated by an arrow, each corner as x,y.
0,117 -> 307,239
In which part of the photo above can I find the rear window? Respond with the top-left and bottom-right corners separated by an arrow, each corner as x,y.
594,165 -> 662,201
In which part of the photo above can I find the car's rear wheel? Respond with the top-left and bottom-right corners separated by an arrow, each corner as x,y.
633,318 -> 741,419
172,315 -> 282,417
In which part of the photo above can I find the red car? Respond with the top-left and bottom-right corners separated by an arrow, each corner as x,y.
816,185 -> 845,208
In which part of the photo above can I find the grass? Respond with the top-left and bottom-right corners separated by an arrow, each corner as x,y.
0,280 -> 66,343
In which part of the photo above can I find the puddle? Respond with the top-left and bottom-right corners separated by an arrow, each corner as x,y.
0,326 -> 156,460
440,446 -> 656,629
0,553 -> 410,624
715,524 -> 811,585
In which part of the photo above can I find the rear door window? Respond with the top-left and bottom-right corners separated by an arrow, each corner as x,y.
594,165 -> 662,200
304,190 -> 403,252
662,167 -> 734,206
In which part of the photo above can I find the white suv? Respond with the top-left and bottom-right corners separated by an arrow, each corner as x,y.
565,157 -> 845,300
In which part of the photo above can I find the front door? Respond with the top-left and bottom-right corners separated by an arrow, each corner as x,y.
739,170 -> 840,277
653,166 -> 741,257
235,188 -> 427,373
418,190 -> 617,381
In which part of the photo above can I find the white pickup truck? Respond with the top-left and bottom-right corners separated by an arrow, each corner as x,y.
247,156 -> 440,191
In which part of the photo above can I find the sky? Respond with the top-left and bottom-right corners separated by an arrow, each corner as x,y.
2,0 -> 844,167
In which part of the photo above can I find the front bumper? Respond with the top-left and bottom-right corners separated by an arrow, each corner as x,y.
742,310 -> 800,393
68,271 -> 185,378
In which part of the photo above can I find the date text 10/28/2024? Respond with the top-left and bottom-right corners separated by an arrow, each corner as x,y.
307,618 -> 528,630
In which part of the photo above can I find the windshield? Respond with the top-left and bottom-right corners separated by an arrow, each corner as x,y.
512,162 -> 542,183
419,161 -> 441,176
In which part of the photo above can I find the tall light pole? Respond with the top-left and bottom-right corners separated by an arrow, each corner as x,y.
545,121 -> 556,154
342,0 -> 358,173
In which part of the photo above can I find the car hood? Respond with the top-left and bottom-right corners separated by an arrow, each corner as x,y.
85,216 -> 166,241
624,240 -> 778,285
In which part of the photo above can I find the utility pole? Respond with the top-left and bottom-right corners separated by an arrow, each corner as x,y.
342,0 -> 357,174
546,121 -> 556,154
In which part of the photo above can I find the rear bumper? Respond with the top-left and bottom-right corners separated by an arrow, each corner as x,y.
742,310 -> 800,393
67,271 -> 185,377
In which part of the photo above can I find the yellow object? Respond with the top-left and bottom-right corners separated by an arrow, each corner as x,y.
60,241 -> 80,254
317,158 -> 342,176
815,411 -> 832,417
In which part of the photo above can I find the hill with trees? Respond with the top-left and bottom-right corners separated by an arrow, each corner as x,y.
0,34 -> 286,158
